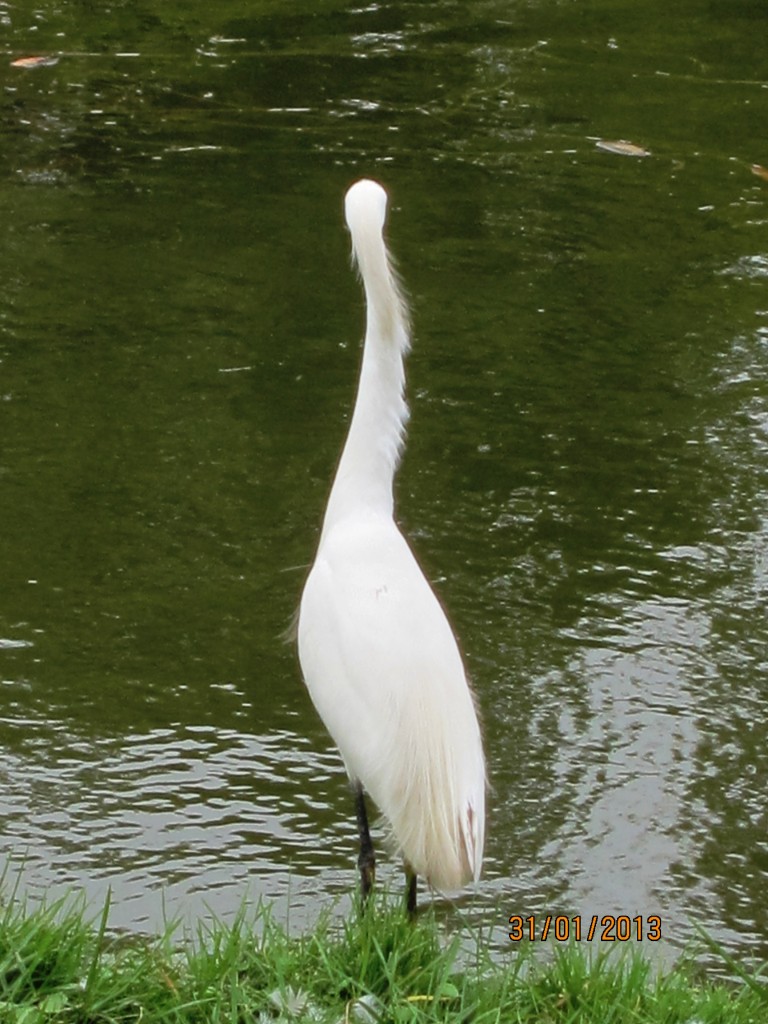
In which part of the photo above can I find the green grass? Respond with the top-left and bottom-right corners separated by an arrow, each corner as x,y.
0,886 -> 766,1023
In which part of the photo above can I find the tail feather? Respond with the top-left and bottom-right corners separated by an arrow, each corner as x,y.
373,709 -> 485,891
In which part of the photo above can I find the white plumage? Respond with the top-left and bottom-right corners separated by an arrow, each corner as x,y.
298,179 -> 485,904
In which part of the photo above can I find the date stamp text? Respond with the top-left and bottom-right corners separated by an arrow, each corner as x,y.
508,915 -> 662,943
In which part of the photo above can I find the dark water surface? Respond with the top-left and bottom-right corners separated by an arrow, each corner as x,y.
2,0 -> 767,970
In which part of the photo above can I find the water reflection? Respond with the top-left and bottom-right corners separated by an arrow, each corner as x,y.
0,710 -> 354,932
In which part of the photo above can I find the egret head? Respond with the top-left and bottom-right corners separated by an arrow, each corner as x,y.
342,177 -> 409,347
344,178 -> 388,240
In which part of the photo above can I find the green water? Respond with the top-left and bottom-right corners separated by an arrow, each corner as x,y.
1,0 -> 767,967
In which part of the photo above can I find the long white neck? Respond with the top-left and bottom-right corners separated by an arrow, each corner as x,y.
321,180 -> 410,538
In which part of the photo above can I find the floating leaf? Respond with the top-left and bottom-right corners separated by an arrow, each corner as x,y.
596,139 -> 651,157
750,164 -> 768,181
11,55 -> 59,68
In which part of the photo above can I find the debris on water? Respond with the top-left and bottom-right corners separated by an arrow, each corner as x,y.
11,55 -> 60,68
596,138 -> 651,157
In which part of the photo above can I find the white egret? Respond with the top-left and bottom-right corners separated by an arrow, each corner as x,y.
297,179 -> 485,914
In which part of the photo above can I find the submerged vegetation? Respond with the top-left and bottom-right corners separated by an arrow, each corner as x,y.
0,887 -> 765,1023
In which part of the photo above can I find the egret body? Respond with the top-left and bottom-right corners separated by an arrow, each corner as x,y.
297,179 -> 485,912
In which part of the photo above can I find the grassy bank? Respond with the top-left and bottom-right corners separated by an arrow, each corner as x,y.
0,888 -> 765,1023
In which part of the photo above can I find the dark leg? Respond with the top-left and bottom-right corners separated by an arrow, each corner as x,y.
405,863 -> 417,918
355,783 -> 375,904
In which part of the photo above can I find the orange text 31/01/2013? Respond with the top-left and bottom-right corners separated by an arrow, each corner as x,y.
508,915 -> 662,943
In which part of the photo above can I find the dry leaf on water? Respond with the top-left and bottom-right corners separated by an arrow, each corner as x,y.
596,139 -> 651,157
11,55 -> 60,68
